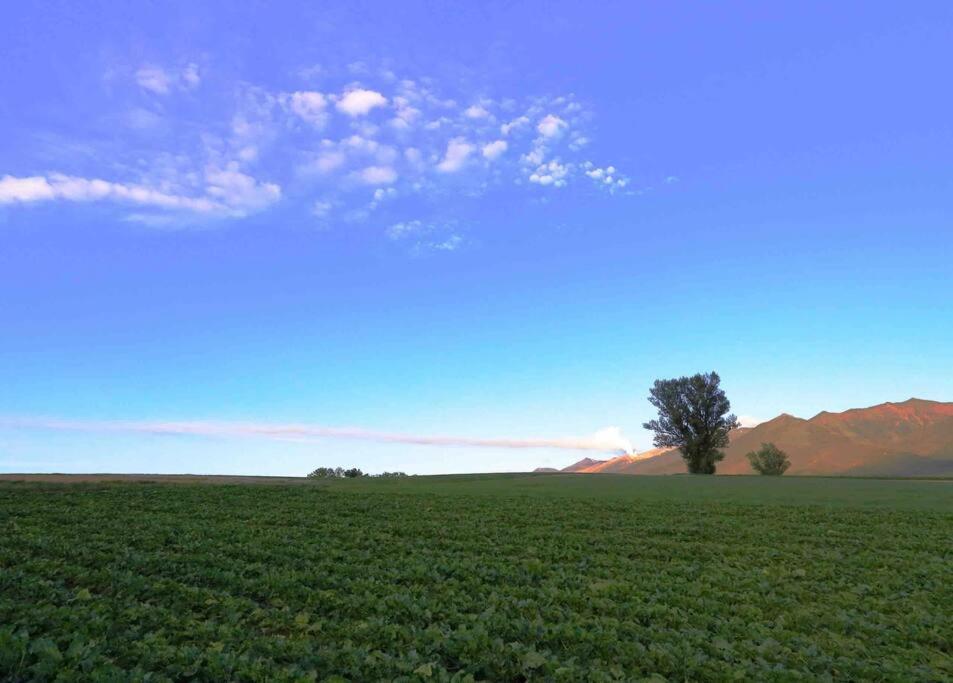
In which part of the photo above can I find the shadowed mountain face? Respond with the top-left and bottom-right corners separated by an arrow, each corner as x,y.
558,399 -> 953,476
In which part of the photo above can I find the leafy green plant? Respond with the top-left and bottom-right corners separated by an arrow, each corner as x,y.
746,442 -> 791,475
0,477 -> 949,681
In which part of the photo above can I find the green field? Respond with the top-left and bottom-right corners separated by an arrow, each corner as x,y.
1,474 -> 951,681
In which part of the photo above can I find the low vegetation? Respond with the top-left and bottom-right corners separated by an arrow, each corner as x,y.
306,467 -> 408,479
747,442 -> 792,475
306,466 -> 365,479
1,475 -> 950,680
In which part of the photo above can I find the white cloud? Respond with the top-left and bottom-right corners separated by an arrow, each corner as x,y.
582,162 -> 629,190
1,173 -> 218,212
423,117 -> 450,131
132,63 -> 202,96
3,69 -> 631,232
135,66 -> 171,94
306,135 -> 398,178
537,114 -> 568,138
313,150 -> 346,173
482,140 -> 508,160
350,120 -> 380,138
288,91 -> 329,127
390,96 -> 421,129
341,135 -> 397,164
0,175 -> 56,203
521,144 -> 546,167
369,186 -> 397,209
568,133 -> 589,151
589,427 -> 634,455
386,221 -> 464,253
501,116 -> 529,136
1,169 -> 279,218
529,160 -> 570,187
357,166 -> 398,185
335,88 -> 387,116
205,164 -> 282,212
436,137 -> 474,173
464,104 -> 490,119
582,162 -> 629,191
737,415 -> 763,428
429,234 -> 463,251
387,219 -> 422,240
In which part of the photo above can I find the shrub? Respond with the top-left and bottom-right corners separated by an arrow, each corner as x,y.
746,442 -> 791,475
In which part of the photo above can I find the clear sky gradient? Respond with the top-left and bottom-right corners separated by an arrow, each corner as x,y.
2,2 -> 951,475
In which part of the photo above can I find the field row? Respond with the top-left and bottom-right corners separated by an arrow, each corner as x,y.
1,480 -> 951,681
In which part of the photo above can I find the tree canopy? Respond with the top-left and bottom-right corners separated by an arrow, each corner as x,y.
746,442 -> 791,475
642,371 -> 738,474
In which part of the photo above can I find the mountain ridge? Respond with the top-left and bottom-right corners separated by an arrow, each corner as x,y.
549,398 -> 953,477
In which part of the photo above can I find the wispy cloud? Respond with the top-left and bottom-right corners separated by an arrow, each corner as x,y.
2,63 -> 637,231
135,63 -> 201,95
0,168 -> 280,218
1,417 -> 635,455
135,66 -> 172,94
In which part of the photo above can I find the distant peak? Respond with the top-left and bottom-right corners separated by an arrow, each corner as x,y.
807,398 -> 952,425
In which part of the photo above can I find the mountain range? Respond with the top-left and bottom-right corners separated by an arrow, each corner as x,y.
537,399 -> 953,477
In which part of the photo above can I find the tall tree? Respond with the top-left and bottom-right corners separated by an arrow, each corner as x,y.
642,372 -> 739,474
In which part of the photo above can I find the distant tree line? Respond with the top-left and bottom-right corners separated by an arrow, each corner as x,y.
306,467 -> 408,479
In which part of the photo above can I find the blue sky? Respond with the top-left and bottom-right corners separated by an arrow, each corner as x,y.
1,2 -> 951,475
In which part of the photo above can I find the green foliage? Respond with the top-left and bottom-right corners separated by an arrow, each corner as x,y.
307,467 -> 368,479
747,442 -> 792,476
1,477 -> 950,681
643,371 -> 739,474
306,466 -> 344,478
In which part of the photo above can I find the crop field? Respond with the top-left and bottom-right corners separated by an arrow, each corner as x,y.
1,474 -> 951,681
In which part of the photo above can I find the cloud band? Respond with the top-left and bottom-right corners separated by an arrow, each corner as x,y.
1,417 -> 634,455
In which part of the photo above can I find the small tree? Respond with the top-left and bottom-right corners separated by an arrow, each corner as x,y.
643,371 -> 739,474
343,467 -> 364,478
306,467 -> 338,479
746,442 -> 791,476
